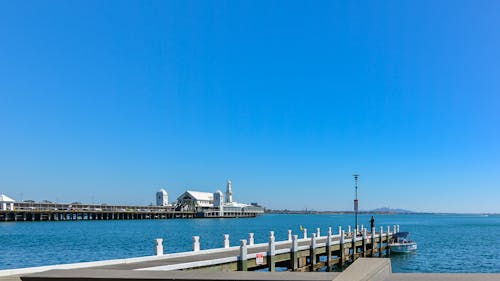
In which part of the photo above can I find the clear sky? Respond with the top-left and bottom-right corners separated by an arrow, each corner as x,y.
1,0 -> 499,213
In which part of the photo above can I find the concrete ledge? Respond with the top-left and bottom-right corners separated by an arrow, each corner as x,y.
333,258 -> 391,281
21,269 -> 340,281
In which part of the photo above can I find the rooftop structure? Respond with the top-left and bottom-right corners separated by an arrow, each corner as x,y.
0,194 -> 15,211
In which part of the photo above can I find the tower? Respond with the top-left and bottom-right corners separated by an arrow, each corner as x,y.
213,190 -> 224,217
225,179 -> 233,203
156,189 -> 168,206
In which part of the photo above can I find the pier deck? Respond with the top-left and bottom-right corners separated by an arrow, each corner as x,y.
1,224 -> 499,281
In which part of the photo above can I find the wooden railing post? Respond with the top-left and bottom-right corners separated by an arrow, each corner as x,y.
326,227 -> 333,272
303,228 -> 307,239
155,238 -> 163,256
378,226 -> 383,256
309,233 -> 317,271
287,229 -> 292,241
371,227 -> 376,256
352,230 -> 357,261
268,232 -> 276,271
290,234 -> 299,271
362,228 -> 367,257
192,236 -> 200,252
248,233 -> 254,245
238,239 -> 248,271
223,234 -> 230,248
339,230 -> 345,270
316,228 -> 321,237
387,225 -> 391,255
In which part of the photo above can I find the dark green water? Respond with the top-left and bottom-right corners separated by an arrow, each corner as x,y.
0,214 -> 498,272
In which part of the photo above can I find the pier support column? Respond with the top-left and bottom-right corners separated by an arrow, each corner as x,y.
371,227 -> 376,257
316,228 -> 320,237
309,233 -> 317,271
238,239 -> 248,271
155,238 -> 164,256
287,230 -> 292,241
339,230 -> 345,270
326,228 -> 332,272
386,226 -> 391,256
352,231 -> 357,261
267,232 -> 276,272
348,225 -> 351,236
379,226 -> 383,256
290,235 -> 299,271
223,234 -> 230,248
362,229 -> 367,257
248,233 -> 254,245
192,236 -> 200,252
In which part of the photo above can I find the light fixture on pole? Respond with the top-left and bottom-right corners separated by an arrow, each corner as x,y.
353,174 -> 359,231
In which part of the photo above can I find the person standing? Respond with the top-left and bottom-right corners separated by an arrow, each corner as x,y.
370,215 -> 375,230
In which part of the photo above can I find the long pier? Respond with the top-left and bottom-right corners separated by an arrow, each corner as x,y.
1,224 -> 397,275
0,202 -> 261,222
1,224 -> 499,281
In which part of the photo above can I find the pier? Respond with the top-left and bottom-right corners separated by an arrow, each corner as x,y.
0,202 -> 261,222
1,224 -> 499,281
1,224 -> 396,275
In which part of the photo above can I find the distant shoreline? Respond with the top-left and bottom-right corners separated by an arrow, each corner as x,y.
265,210 -> 499,215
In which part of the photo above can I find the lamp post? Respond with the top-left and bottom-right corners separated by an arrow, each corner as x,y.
353,174 -> 359,231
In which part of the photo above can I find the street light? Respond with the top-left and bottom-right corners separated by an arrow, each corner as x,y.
353,174 -> 359,231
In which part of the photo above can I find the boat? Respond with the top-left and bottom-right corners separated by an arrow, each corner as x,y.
389,232 -> 417,253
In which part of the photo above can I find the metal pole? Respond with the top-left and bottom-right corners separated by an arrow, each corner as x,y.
353,174 -> 359,231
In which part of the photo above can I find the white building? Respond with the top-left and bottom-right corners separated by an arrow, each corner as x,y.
0,194 -> 15,211
176,191 -> 214,209
175,180 -> 264,215
156,189 -> 169,206
213,190 -> 224,216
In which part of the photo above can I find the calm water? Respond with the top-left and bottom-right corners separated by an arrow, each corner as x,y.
0,214 -> 499,272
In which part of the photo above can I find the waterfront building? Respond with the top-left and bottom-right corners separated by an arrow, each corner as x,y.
213,190 -> 224,216
0,194 -> 15,211
175,180 -> 264,215
156,189 -> 169,206
176,191 -> 214,209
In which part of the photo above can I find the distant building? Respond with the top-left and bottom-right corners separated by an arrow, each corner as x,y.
175,180 -> 264,215
213,190 -> 224,216
176,191 -> 214,209
0,194 -> 15,211
156,189 -> 169,206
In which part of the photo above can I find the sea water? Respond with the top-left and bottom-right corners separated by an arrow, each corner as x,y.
0,214 -> 498,272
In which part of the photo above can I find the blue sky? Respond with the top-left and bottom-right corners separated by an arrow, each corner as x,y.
1,0 -> 499,213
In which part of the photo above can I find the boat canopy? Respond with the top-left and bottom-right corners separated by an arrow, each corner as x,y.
392,232 -> 409,238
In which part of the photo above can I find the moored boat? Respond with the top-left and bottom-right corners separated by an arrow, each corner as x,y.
389,232 -> 417,253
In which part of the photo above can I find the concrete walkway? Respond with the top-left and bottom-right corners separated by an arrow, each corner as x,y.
18,259 -> 500,281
